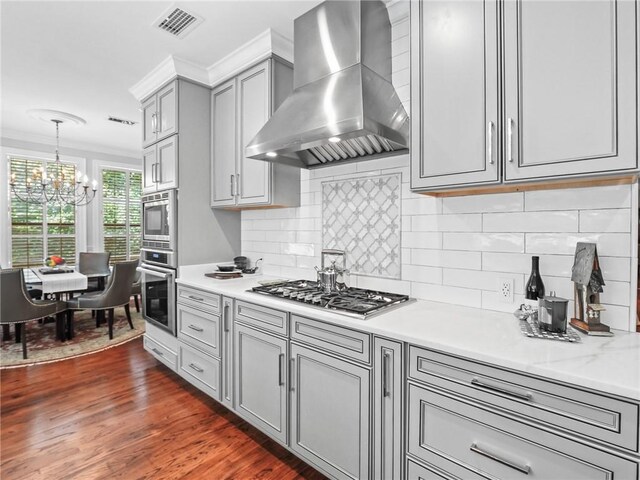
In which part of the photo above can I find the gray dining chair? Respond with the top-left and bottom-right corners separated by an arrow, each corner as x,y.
78,252 -> 111,292
66,260 -> 138,340
131,259 -> 141,313
0,269 -> 67,359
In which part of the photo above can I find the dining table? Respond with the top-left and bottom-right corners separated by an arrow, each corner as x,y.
24,267 -> 88,295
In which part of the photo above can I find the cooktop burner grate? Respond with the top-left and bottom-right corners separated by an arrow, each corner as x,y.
250,280 -> 411,318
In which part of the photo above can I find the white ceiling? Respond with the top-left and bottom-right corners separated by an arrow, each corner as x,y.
0,0 -> 322,157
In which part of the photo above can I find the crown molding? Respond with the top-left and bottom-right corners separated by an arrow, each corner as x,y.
1,128 -> 140,160
129,55 -> 209,102
387,0 -> 409,25
207,28 -> 293,86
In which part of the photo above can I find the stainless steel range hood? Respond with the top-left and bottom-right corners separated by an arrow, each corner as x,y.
245,0 -> 409,168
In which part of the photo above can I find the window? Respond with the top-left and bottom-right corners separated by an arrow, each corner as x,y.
102,169 -> 142,262
10,157 -> 77,268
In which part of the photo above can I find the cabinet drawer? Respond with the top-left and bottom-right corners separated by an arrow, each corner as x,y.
178,341 -> 221,401
235,300 -> 288,336
177,285 -> 220,314
291,315 -> 371,364
144,334 -> 177,371
409,346 -> 639,453
406,458 -> 456,480
408,385 -> 637,480
177,304 -> 220,358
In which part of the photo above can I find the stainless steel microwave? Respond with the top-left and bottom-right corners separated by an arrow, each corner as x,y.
142,189 -> 176,250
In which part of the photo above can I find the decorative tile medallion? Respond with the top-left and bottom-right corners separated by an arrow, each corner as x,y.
322,173 -> 401,279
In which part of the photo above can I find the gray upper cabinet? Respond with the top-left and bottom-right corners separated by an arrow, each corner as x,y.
289,343 -> 370,480
411,0 -> 638,193
211,79 -> 237,207
142,135 -> 178,194
410,0 -> 500,190
142,81 -> 178,149
234,323 -> 288,444
237,62 -> 272,206
210,57 -> 300,209
503,0 -> 638,181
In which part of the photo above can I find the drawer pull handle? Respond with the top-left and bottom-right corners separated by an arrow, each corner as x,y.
188,295 -> 204,302
224,303 -> 231,332
278,353 -> 285,386
188,363 -> 204,373
487,121 -> 494,165
507,117 -> 514,163
290,358 -> 296,391
382,351 -> 391,397
471,378 -> 531,401
470,443 -> 530,475
151,348 -> 164,357
188,324 -> 204,332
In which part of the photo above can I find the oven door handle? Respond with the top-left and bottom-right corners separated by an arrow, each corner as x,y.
137,267 -> 170,279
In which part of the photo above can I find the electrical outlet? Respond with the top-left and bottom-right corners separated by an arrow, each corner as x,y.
498,277 -> 515,303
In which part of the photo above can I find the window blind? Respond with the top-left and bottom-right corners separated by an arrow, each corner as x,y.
102,169 -> 141,262
10,157 -> 77,268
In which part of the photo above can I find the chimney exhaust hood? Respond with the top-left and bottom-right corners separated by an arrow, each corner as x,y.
245,0 -> 410,168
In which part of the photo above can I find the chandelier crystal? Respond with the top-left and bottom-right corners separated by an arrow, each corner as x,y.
10,119 -> 97,206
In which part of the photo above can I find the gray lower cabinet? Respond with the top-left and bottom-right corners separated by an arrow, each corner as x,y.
407,384 -> 637,480
221,296 -> 234,408
373,338 -> 403,480
144,321 -> 178,372
289,343 -> 370,480
234,323 -> 288,444
178,341 -> 221,401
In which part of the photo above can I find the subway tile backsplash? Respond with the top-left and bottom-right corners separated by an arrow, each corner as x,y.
241,154 -> 635,332
241,6 -> 635,332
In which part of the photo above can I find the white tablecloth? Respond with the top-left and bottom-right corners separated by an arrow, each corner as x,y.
30,269 -> 88,294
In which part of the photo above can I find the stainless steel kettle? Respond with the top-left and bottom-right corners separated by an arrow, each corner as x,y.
315,249 -> 350,294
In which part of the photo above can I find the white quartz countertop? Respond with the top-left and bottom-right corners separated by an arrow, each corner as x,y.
177,264 -> 640,400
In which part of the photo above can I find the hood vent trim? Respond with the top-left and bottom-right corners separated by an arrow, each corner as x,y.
245,0 -> 409,169
155,6 -> 202,38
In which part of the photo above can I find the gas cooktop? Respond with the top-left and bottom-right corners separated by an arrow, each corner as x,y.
250,280 -> 412,319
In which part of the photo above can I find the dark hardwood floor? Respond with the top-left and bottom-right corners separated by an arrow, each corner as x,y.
0,337 -> 326,480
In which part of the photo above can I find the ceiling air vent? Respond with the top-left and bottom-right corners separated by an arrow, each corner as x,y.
154,6 -> 202,38
108,116 -> 137,125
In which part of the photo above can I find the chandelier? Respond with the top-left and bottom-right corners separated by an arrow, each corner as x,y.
10,119 -> 97,206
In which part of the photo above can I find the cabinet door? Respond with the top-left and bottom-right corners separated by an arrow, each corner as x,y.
142,144 -> 157,193
290,343 -> 370,480
237,61 -> 272,206
221,297 -> 234,408
141,95 -> 157,148
503,0 -> 638,181
156,135 -> 178,191
156,81 -> 178,142
373,338 -> 403,480
234,324 -> 288,444
211,79 -> 238,207
410,0 -> 499,190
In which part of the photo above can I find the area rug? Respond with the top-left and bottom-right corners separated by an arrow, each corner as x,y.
0,300 -> 145,368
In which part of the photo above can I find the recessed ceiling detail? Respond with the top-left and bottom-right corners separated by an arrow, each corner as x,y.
27,109 -> 86,126
108,116 -> 137,125
154,6 -> 202,38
